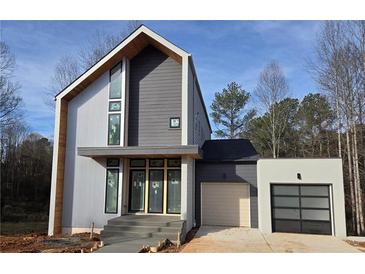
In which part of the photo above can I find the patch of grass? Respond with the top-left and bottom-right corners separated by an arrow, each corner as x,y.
0,221 -> 48,235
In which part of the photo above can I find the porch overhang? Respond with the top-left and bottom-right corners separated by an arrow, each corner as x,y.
77,145 -> 203,159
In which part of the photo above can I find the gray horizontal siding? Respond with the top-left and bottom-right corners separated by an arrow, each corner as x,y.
128,46 -> 182,146
195,161 -> 258,228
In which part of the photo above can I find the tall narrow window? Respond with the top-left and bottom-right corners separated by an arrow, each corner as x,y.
167,169 -> 181,214
105,169 -> 119,214
109,63 -> 122,99
108,114 -> 121,145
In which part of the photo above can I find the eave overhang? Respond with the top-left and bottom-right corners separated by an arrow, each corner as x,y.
78,145 -> 203,159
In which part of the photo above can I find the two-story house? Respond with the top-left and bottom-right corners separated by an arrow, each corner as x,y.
48,25 -> 347,245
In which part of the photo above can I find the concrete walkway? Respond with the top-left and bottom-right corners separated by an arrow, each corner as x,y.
181,226 -> 361,253
95,236 -> 160,253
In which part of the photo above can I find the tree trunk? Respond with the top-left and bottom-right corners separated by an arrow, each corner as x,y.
345,118 -> 357,234
335,90 -> 342,158
352,123 -> 365,233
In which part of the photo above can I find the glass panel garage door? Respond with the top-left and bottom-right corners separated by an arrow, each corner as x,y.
271,184 -> 332,235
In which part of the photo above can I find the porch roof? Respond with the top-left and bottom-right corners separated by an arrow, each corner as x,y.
77,145 -> 202,159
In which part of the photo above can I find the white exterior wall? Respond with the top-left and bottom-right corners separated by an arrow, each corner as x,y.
181,156 -> 195,232
257,159 -> 347,237
62,70 -> 124,232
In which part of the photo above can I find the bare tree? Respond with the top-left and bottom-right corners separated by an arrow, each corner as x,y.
0,42 -> 22,128
45,55 -> 81,107
310,21 -> 365,235
46,20 -> 142,108
254,61 -> 289,158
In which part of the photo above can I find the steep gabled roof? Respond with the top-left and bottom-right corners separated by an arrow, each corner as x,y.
201,139 -> 259,162
56,25 -> 190,101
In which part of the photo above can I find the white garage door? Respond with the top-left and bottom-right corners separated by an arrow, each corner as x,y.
201,182 -> 250,227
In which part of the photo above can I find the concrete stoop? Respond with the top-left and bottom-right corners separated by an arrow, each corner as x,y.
97,215 -> 185,252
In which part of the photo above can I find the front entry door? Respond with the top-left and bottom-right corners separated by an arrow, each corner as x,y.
129,170 -> 146,212
148,170 -> 164,213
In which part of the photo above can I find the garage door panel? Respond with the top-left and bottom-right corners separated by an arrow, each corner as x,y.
301,220 -> 331,235
201,183 -> 250,227
301,209 -> 330,221
301,197 -> 329,208
273,220 -> 301,233
271,184 -> 332,235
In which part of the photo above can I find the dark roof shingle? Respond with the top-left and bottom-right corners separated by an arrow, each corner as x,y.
201,139 -> 259,162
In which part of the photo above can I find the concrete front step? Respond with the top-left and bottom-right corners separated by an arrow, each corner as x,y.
101,229 -> 179,241
103,224 -> 181,233
107,219 -> 184,227
99,215 -> 185,251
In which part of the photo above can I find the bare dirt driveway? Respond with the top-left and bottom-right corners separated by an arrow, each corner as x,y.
181,226 -> 361,253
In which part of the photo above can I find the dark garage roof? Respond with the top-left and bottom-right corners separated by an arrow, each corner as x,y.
201,139 -> 259,162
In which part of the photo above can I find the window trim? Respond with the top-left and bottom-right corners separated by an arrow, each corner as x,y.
107,158 -> 120,167
109,101 -> 122,112
166,168 -> 181,214
148,169 -> 164,213
109,63 -> 122,99
107,113 -> 121,146
128,169 -> 146,213
105,168 -> 119,214
169,117 -> 180,129
130,159 -> 146,168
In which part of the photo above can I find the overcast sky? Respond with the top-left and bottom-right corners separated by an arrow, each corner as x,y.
1,20 -> 322,138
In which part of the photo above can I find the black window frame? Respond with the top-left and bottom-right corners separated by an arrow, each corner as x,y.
148,169 -> 164,213
167,158 -> 181,168
105,168 -> 119,214
109,101 -> 122,112
107,158 -> 120,167
169,117 -> 180,129
149,158 -> 164,168
270,183 -> 332,235
130,159 -> 146,168
109,63 -> 122,99
107,113 -> 121,146
167,168 -> 181,214
128,169 -> 146,213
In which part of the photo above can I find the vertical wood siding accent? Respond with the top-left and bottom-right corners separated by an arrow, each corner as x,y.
53,99 -> 68,234
195,162 -> 258,228
128,46 -> 182,146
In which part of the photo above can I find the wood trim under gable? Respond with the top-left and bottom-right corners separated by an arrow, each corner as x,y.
53,98 -> 68,235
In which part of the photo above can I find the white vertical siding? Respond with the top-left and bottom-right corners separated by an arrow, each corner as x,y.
62,70 -> 124,230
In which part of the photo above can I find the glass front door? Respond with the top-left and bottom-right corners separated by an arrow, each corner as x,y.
128,158 -> 181,214
167,169 -> 181,214
148,170 -> 164,213
129,170 -> 146,212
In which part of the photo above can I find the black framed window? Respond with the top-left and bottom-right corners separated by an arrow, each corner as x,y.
167,158 -> 181,167
108,114 -> 121,145
105,169 -> 119,214
109,63 -> 122,99
130,159 -> 146,167
107,158 -> 120,167
109,101 -> 121,112
150,159 -> 164,167
169,117 -> 180,128
167,169 -> 181,214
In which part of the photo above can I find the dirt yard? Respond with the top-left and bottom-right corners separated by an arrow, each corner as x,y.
157,228 -> 199,253
0,232 -> 101,253
346,240 -> 365,252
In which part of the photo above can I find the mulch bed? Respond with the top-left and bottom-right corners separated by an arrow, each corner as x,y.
0,232 -> 100,253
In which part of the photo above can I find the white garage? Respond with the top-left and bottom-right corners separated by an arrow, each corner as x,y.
201,182 -> 250,227
257,159 -> 347,237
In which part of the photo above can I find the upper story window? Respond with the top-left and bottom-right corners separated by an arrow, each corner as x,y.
108,114 -> 121,145
109,63 -> 122,99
